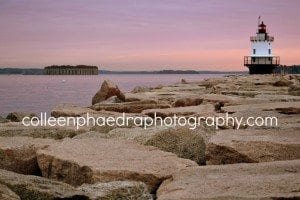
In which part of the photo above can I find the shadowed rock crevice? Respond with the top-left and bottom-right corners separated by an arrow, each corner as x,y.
37,154 -> 94,187
93,171 -> 167,194
0,137 -> 56,176
205,129 -> 300,165
275,107 -> 300,114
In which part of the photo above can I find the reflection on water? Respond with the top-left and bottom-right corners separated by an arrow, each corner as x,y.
0,74 -> 226,115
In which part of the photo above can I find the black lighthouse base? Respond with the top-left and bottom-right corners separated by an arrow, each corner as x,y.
244,56 -> 280,75
247,65 -> 277,74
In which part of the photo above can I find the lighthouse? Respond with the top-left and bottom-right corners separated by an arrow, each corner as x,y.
244,18 -> 280,74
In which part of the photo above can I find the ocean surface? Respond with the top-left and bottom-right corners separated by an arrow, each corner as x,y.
0,74 -> 227,116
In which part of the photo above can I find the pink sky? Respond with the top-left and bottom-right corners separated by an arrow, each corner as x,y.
0,0 -> 299,71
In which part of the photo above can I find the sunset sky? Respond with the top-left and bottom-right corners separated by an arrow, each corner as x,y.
0,0 -> 299,71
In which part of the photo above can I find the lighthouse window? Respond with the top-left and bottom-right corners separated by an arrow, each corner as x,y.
268,49 -> 271,54
253,49 -> 256,54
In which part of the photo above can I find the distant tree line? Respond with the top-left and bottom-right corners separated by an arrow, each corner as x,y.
274,65 -> 300,74
0,68 -> 44,75
99,70 -> 247,74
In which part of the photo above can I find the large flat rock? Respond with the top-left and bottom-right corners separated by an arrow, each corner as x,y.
91,100 -> 171,113
0,137 -> 56,175
199,93 -> 268,105
37,138 -> 197,192
125,84 -> 206,103
206,129 -> 300,165
223,101 -> 300,113
254,94 -> 300,102
51,104 -> 97,118
142,104 -> 215,118
157,160 -> 300,199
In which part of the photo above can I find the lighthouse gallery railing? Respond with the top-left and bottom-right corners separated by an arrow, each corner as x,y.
244,56 -> 280,66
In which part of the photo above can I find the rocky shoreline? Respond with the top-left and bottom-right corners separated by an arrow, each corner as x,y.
0,74 -> 299,199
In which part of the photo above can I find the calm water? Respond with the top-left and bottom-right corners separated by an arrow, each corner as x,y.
0,74 -> 226,116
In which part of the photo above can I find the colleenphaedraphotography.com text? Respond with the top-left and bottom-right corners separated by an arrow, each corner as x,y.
22,112 -> 278,130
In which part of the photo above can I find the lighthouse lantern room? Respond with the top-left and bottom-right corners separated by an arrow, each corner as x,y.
244,18 -> 280,74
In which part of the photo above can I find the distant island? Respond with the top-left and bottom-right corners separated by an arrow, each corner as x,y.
0,65 -> 299,75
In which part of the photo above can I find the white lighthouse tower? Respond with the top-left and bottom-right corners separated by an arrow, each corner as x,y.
244,17 -> 280,74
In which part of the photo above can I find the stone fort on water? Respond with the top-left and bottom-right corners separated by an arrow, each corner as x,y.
44,65 -> 98,75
